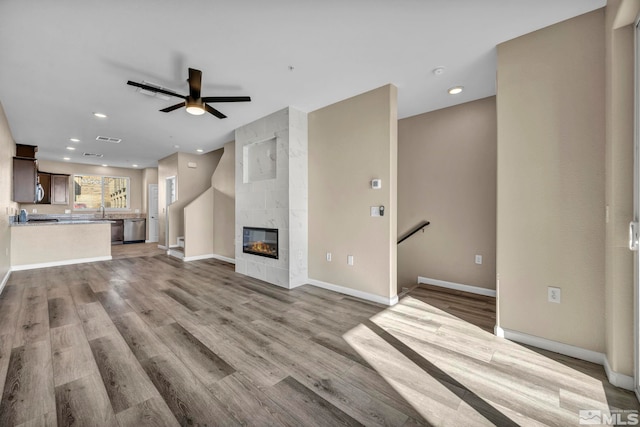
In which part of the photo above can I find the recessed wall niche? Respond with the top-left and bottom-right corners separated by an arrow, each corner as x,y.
243,137 -> 276,183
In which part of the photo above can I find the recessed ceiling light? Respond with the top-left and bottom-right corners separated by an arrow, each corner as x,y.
132,164 -> 139,167
196,149 -> 204,153
70,138 -> 80,142
63,157 -> 70,161
101,164 -> 108,167
448,86 -> 464,95
93,112 -> 107,118
66,146 -> 76,151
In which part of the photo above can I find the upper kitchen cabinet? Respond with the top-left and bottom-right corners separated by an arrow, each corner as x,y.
51,174 -> 69,205
37,172 -> 51,204
13,157 -> 38,203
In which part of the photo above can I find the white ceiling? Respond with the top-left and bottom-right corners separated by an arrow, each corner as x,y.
0,0 -> 604,169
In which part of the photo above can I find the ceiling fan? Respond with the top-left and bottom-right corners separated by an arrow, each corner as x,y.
127,68 -> 251,119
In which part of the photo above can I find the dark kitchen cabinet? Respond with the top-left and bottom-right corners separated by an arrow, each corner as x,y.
51,174 -> 69,205
13,157 -> 37,203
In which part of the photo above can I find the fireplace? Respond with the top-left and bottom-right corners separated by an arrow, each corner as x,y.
243,227 -> 278,259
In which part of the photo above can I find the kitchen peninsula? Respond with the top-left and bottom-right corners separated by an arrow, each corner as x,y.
10,219 -> 112,270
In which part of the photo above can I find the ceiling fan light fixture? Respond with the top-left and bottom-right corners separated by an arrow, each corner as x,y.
186,100 -> 205,116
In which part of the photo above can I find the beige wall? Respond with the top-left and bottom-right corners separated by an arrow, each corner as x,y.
398,97 -> 497,290
308,84 -> 398,300
20,160 -> 144,215
604,0 -> 639,378
496,10 -> 606,352
212,141 -> 235,258
158,153 -> 178,246
184,188 -> 214,258
0,102 -> 19,284
158,150 -> 222,247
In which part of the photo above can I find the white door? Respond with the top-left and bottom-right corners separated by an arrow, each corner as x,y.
148,184 -> 159,242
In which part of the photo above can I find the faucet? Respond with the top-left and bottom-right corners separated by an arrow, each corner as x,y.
99,205 -> 105,218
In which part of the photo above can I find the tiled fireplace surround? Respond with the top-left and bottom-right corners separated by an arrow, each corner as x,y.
234,107 -> 308,288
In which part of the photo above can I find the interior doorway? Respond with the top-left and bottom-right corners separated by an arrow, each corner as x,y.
148,184 -> 158,242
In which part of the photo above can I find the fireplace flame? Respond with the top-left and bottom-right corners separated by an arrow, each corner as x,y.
248,241 -> 276,255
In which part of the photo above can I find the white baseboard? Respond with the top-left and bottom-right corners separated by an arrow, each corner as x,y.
157,245 -> 167,250
418,276 -> 496,297
0,269 -> 11,295
604,356 -> 635,391
307,278 -> 398,306
11,256 -> 113,271
182,253 -> 236,264
145,239 -> 158,243
210,254 -> 236,264
495,326 -> 634,391
168,249 -> 184,259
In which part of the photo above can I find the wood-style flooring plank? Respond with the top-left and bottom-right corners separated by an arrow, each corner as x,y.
267,376 -> 363,427
141,352 -> 241,426
153,322 -> 235,387
12,286 -> 50,348
48,295 -> 80,329
112,312 -> 170,361
0,340 -> 56,425
115,396 -> 180,427
88,332 -> 159,413
50,323 -> 96,387
55,372 -> 118,427
209,372 -> 299,427
75,301 -> 119,341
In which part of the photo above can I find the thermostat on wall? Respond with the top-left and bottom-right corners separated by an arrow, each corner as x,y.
371,179 -> 382,189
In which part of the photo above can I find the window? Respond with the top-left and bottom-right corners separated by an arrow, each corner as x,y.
73,175 -> 130,210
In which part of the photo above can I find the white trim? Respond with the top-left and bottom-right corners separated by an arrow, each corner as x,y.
145,240 -> 159,243
494,326 -> 634,391
307,278 -> 398,306
168,249 -> 184,259
157,245 -> 167,250
0,269 -> 11,295
604,357 -> 635,391
495,326 -> 604,364
210,254 -> 236,264
418,276 -> 496,297
182,253 -> 236,264
11,256 -> 112,271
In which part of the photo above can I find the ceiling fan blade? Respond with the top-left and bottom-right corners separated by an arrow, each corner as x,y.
127,81 -> 186,99
188,68 -> 202,100
205,104 -> 227,119
202,96 -> 251,103
160,102 -> 186,113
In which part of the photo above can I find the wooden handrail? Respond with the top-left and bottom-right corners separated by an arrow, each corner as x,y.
397,220 -> 430,244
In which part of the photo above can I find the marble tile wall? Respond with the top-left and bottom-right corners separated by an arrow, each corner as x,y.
235,107 -> 308,288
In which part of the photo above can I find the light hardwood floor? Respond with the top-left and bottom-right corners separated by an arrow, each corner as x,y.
0,243 -> 637,426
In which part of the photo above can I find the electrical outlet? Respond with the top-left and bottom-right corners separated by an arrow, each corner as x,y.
326,252 -> 332,262
64,209 -> 71,214
475,255 -> 483,265
347,255 -> 354,266
548,287 -> 561,304
32,209 -> 37,213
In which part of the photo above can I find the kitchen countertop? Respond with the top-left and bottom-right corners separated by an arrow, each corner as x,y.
10,219 -> 115,227
8,213 -> 146,227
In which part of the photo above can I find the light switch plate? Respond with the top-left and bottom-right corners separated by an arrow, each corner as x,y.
370,206 -> 380,217
548,287 -> 561,303
347,255 -> 354,266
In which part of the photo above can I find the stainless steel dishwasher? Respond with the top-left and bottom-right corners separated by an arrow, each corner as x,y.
123,218 -> 146,243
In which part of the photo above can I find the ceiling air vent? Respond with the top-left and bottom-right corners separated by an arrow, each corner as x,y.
82,152 -> 104,158
96,136 -> 122,144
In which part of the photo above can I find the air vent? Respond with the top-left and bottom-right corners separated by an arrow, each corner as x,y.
82,152 -> 104,158
137,81 -> 171,101
96,136 -> 122,144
